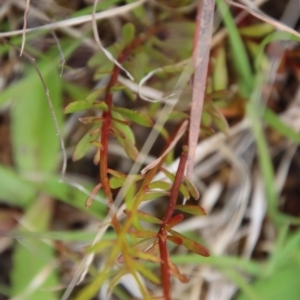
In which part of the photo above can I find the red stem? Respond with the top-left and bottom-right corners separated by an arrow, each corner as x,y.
158,145 -> 188,300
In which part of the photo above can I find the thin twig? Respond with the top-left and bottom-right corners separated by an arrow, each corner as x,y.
92,0 -> 133,80
51,31 -> 65,77
0,0 -> 147,38
20,0 -> 31,56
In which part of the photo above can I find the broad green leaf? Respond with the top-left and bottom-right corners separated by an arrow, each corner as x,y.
112,107 -> 153,127
148,181 -> 171,190
128,210 -> 162,224
175,205 -> 206,216
122,23 -> 135,45
10,61 -> 63,173
169,229 -> 210,257
166,214 -> 184,228
11,196 -> 58,300
0,165 -> 37,207
239,23 -> 274,38
236,265 -> 300,300
263,108 -> 300,145
142,191 -> 170,201
72,126 -> 99,161
183,176 -> 200,200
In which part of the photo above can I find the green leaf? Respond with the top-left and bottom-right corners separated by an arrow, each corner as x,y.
255,31 -> 300,71
11,196 -> 58,300
112,107 -> 153,127
169,229 -> 210,257
263,108 -> 300,145
122,23 -> 135,45
161,168 -> 190,199
109,177 -> 125,189
236,265 -> 300,300
115,131 -> 139,161
64,100 -> 107,114
148,181 -> 171,190
213,46 -> 228,91
183,176 -> 200,200
111,111 -> 135,143
216,0 -> 253,96
167,111 -> 189,121
72,126 -> 99,161
85,87 -> 106,102
142,191 -> 170,201
175,205 -> 206,216
10,60 -> 63,173
0,165 -> 37,207
239,23 -> 274,38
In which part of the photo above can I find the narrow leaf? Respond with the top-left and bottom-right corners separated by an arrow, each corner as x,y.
85,183 -> 102,208
161,168 -> 190,199
115,132 -> 139,161
166,214 -> 184,228
113,107 -> 153,127
175,205 -> 206,216
148,181 -> 171,190
142,191 -> 170,201
167,235 -> 183,245
169,229 -> 210,257
122,22 -> 135,45
168,258 -> 189,283
183,176 -> 200,200
72,127 -> 98,161
64,100 -> 94,114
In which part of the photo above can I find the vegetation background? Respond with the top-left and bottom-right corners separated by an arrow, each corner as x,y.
1,0 -> 300,299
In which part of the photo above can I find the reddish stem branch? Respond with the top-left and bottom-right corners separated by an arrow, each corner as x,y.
99,27 -> 158,205
158,145 -> 188,300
